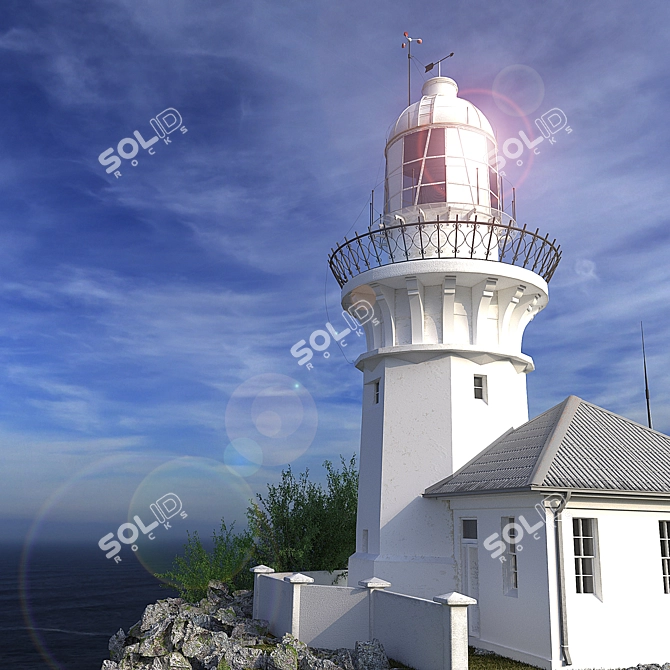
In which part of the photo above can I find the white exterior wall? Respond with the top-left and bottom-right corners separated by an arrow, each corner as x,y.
299,584 -> 369,648
253,572 -> 475,670
446,494 -> 670,670
346,259 -> 545,598
557,500 -> 670,669
449,494 -> 554,669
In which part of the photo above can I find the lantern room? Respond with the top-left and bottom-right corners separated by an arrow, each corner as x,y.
384,77 -> 502,222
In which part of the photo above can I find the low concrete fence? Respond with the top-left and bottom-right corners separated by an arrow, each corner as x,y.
251,566 -> 476,670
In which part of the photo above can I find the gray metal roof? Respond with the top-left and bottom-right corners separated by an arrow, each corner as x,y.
424,396 -> 670,497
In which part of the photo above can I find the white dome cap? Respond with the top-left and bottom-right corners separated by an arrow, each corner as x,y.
387,76 -> 495,145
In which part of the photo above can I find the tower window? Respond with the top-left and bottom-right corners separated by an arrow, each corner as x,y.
373,380 -> 380,404
474,375 -> 487,401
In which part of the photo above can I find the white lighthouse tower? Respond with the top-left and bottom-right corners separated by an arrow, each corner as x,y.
328,76 -> 561,597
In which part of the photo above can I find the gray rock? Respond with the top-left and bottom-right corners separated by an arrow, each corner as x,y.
232,619 -> 270,639
142,602 -> 173,631
109,629 -> 126,662
267,644 -> 299,670
354,640 -> 389,670
181,623 -> 216,660
167,652 -> 192,669
214,607 -> 238,624
171,617 -> 188,649
198,597 -> 220,614
139,618 -> 174,657
191,613 -> 215,630
302,646 -> 356,670
123,643 -> 140,657
120,655 -> 151,670
220,645 -> 265,670
101,661 -> 119,670
334,649 -> 356,670
208,580 -> 231,603
230,590 -> 253,618
281,634 -> 307,653
299,657 -> 341,670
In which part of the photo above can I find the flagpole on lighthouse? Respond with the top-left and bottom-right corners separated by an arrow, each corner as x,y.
402,32 -> 422,106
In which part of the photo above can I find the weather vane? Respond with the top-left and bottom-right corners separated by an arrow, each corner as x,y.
425,52 -> 455,77
401,32 -> 422,106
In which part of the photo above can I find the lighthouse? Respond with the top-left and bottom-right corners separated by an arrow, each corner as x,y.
328,76 -> 561,596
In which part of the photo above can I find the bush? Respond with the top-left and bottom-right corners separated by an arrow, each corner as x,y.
159,455 -> 358,600
157,520 -> 254,602
248,455 -> 358,572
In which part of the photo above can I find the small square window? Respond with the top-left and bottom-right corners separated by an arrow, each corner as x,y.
462,519 -> 478,540
474,375 -> 487,401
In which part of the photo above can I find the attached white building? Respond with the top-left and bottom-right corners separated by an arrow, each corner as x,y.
425,394 -> 670,669
326,74 -> 670,668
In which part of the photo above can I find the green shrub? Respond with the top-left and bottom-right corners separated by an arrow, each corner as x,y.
157,520 -> 254,601
159,455 -> 358,599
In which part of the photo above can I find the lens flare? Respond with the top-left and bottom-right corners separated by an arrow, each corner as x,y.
492,65 -> 545,117
225,374 -> 318,466
127,456 -> 254,581
224,437 -> 264,477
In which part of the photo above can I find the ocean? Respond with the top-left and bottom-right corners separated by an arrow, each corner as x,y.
0,543 -> 180,669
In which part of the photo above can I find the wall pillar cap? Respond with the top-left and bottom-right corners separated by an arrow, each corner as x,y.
283,573 -> 314,584
433,592 -> 477,606
250,565 -> 275,574
358,577 -> 392,589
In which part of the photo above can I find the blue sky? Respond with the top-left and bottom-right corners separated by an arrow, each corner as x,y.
2,0 -> 670,551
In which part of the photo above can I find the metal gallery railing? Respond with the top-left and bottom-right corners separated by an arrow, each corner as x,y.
328,217 -> 561,288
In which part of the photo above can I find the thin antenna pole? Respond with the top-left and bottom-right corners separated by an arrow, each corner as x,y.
370,190 -> 375,227
512,187 -> 516,221
641,322 -> 653,429
407,40 -> 411,106
402,33 -> 422,106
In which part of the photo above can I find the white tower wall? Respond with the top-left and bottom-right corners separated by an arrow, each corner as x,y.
345,260 -> 546,597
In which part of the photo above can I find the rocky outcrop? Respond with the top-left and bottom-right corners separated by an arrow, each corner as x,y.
101,581 -> 391,670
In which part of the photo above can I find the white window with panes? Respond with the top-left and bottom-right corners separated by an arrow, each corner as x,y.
573,517 -> 600,596
660,521 -> 670,594
502,516 -> 518,596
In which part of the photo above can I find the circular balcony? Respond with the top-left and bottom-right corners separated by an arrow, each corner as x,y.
328,217 -> 562,288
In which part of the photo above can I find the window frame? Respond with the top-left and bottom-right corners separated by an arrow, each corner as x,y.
461,518 -> 478,543
660,520 -> 670,594
502,516 -> 519,597
474,375 -> 488,402
572,517 -> 602,598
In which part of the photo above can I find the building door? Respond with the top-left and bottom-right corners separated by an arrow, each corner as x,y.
461,519 -> 481,638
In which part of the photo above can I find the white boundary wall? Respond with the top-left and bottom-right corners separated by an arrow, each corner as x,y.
252,568 -> 475,670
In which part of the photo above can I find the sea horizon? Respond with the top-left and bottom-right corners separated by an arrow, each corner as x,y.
1,540 -> 181,669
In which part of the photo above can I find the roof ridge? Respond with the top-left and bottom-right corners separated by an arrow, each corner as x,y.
577,396 -> 670,440
529,395 -> 583,487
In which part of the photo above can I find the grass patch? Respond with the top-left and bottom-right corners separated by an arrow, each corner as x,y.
468,648 -> 541,670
